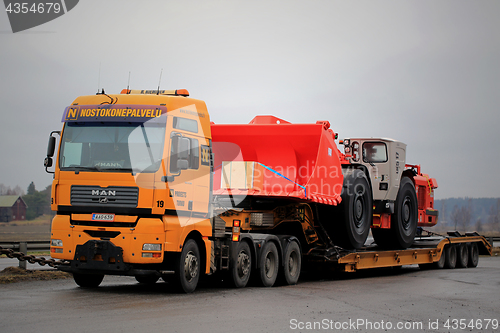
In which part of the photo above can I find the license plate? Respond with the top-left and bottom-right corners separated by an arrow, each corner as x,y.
92,213 -> 115,221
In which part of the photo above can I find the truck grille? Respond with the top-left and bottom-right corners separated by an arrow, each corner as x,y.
71,186 -> 139,208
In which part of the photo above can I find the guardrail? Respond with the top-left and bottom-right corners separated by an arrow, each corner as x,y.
485,237 -> 500,243
1,237 -> 499,270
0,241 -> 50,269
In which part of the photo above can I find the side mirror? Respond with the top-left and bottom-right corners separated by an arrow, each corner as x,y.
45,131 -> 60,174
44,157 -> 53,168
47,136 -> 56,157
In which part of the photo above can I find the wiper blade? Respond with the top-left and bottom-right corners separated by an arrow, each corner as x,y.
66,166 -> 101,171
99,168 -> 134,172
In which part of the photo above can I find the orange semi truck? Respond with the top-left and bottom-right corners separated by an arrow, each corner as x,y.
44,89 -> 491,292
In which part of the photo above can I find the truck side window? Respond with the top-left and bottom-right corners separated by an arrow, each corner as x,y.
362,142 -> 388,163
170,134 -> 199,173
190,139 -> 199,169
173,117 -> 198,133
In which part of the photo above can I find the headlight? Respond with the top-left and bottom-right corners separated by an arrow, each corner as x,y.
142,243 -> 162,251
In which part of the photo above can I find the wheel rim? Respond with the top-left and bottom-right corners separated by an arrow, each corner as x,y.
353,187 -> 366,232
264,251 -> 276,278
184,251 -> 198,282
288,250 -> 299,277
401,196 -> 412,231
237,251 -> 250,277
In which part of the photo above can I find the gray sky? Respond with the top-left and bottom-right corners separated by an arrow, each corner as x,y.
0,0 -> 499,199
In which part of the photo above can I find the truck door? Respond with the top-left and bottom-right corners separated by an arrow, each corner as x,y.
164,114 -> 206,216
362,141 -> 391,201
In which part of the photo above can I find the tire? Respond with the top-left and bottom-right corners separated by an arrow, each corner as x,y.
391,177 -> 418,249
468,243 -> 479,268
335,170 -> 372,249
258,242 -> 279,287
456,243 -> 469,268
433,248 -> 446,269
281,241 -> 301,285
444,245 -> 457,269
73,273 -> 104,288
174,239 -> 200,293
135,275 -> 160,284
229,241 -> 252,288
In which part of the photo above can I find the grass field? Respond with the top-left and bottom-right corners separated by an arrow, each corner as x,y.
0,215 -> 52,242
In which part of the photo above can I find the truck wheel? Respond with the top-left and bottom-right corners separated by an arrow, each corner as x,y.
230,241 -> 252,288
433,248 -> 446,269
391,177 -> 418,249
258,242 -> 279,287
444,245 -> 457,269
281,241 -> 301,285
456,243 -> 469,268
73,273 -> 104,288
135,275 -> 160,284
337,171 -> 372,249
468,243 -> 479,268
174,239 -> 200,293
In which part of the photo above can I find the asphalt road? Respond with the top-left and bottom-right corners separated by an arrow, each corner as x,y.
1,257 -> 499,333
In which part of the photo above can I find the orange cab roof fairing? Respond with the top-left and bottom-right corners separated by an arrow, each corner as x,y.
69,93 -> 211,139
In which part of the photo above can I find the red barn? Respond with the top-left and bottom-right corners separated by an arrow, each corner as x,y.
0,195 -> 27,222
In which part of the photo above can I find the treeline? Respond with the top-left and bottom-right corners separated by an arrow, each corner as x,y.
435,198 -> 500,232
1,182 -> 52,220
23,182 -> 52,220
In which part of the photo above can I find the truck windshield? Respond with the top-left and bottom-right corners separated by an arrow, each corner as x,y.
59,118 -> 166,173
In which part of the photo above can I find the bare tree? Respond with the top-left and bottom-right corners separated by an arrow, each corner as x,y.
450,205 -> 461,231
475,218 -> 483,232
12,185 -> 24,196
488,201 -> 500,231
460,198 -> 473,232
441,199 -> 447,225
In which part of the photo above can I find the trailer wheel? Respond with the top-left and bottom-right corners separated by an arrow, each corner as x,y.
391,177 -> 418,249
174,239 -> 200,293
135,275 -> 160,284
258,242 -> 279,287
444,245 -> 457,269
468,243 -> 479,268
433,248 -> 446,269
73,273 -> 104,288
281,241 -> 301,285
456,243 -> 469,268
337,171 -> 372,249
230,241 -> 252,288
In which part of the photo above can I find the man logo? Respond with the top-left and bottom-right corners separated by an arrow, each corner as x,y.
99,197 -> 108,204
92,189 -> 116,196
